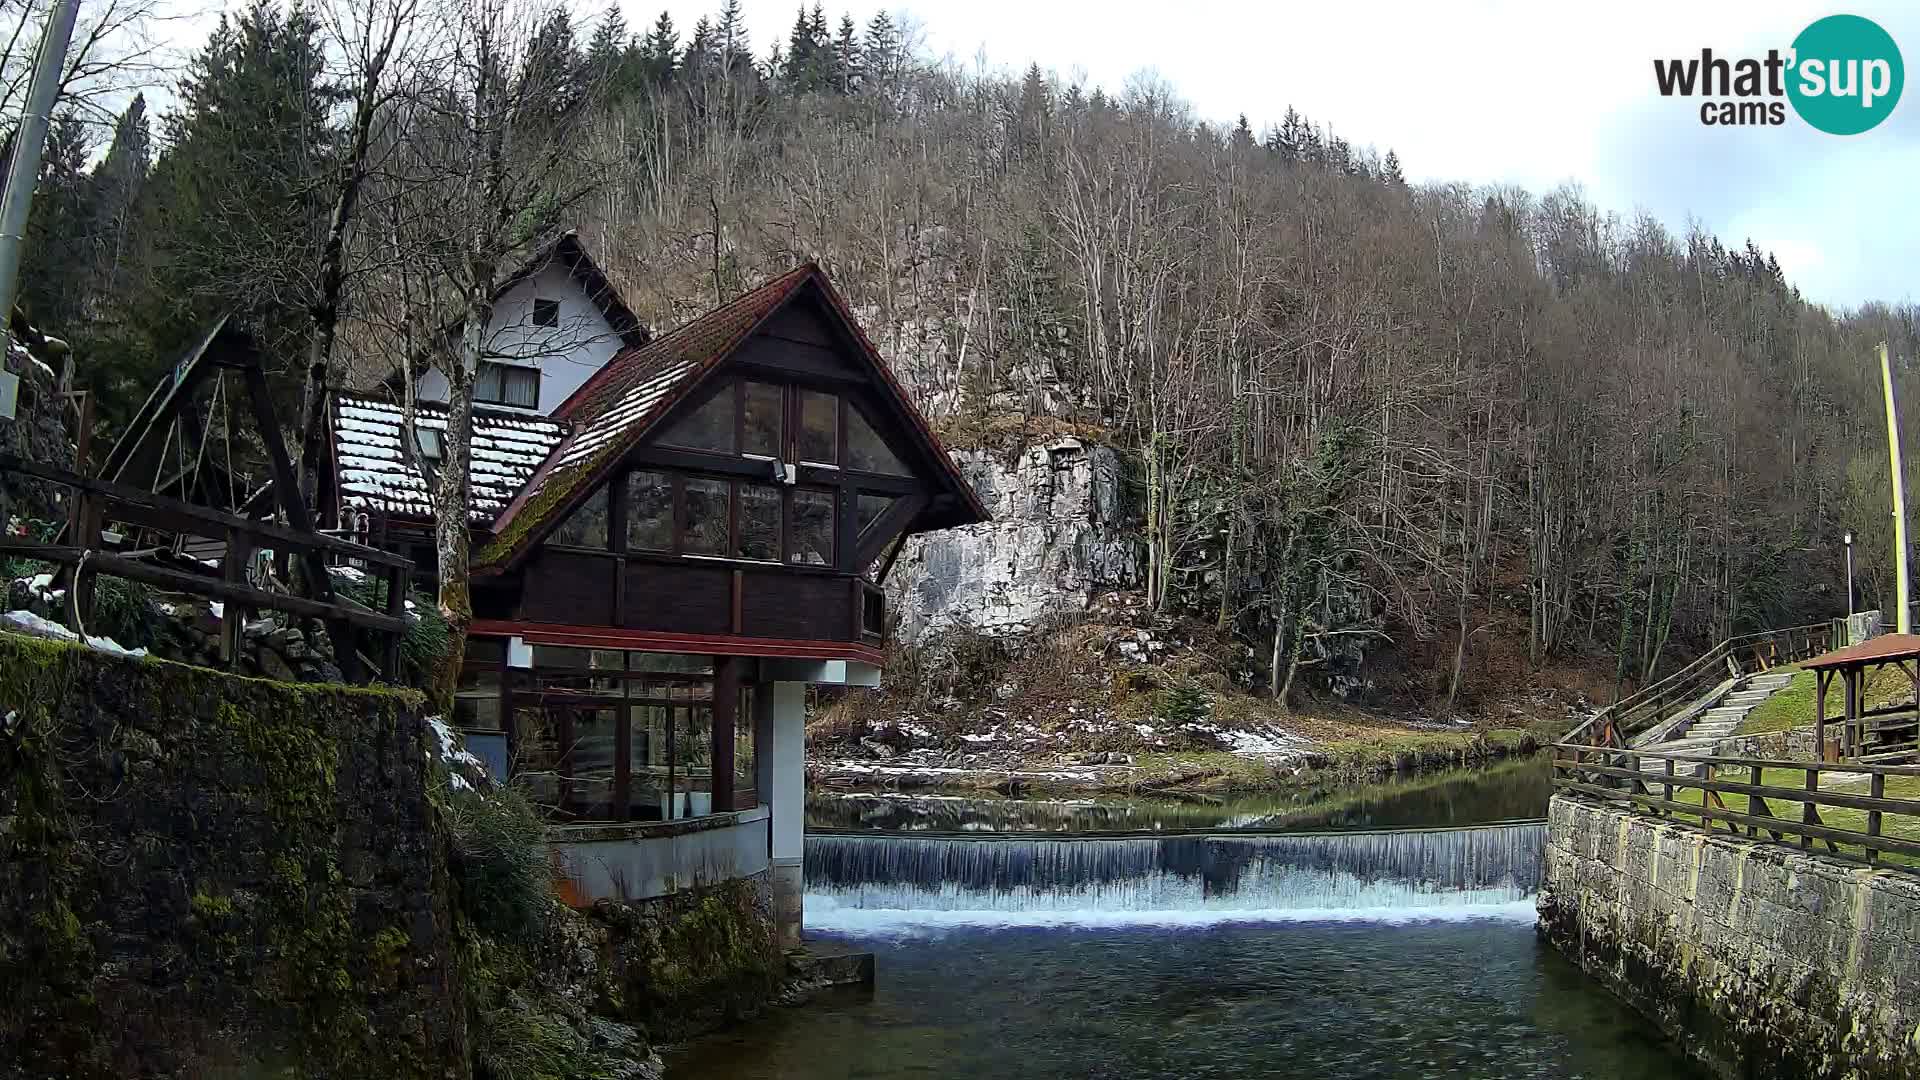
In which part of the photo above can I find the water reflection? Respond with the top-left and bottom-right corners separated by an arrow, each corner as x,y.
807,757 -> 1551,834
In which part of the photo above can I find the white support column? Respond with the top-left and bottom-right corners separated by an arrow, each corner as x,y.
762,680 -> 806,947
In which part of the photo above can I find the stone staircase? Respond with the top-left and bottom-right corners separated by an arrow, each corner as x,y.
1632,670 -> 1798,776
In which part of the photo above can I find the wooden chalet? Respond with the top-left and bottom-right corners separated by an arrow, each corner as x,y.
318,258 -> 987,938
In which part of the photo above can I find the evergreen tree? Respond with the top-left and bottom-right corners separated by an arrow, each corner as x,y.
1382,149 -> 1406,187
1276,106 -> 1307,160
835,14 -> 860,94
522,9 -> 586,123
1230,113 -> 1254,153
640,10 -> 678,85
684,17 -> 716,83
585,7 -> 630,98
716,0 -> 747,76
862,10 -> 898,93
129,0 -> 341,415
85,95 -> 151,311
16,113 -> 93,330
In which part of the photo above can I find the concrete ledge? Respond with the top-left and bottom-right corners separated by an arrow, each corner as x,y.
1539,794 -> 1920,1080
788,941 -> 875,987
551,807 -> 772,904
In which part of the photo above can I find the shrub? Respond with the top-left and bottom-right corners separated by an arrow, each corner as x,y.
442,782 -> 550,943
1153,684 -> 1210,726
88,575 -> 159,648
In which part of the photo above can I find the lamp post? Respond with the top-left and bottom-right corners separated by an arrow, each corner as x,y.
1844,530 -> 1855,617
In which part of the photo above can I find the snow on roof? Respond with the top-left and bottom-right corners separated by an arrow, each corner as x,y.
333,394 -> 566,523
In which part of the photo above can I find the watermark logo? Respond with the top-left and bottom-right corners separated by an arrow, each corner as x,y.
1652,13 -> 1903,134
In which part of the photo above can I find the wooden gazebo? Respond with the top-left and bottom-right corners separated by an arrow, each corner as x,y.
1802,634 -> 1920,764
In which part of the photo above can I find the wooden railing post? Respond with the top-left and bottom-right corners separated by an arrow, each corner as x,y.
1867,772 -> 1885,865
1801,768 -> 1817,850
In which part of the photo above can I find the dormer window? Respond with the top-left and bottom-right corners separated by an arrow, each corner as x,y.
476,361 -> 539,409
414,427 -> 444,463
531,298 -> 560,327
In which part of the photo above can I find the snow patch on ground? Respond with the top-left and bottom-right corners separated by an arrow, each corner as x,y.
2,610 -> 148,658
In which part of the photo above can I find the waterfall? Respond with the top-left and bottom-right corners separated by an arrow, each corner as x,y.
804,823 -> 1544,930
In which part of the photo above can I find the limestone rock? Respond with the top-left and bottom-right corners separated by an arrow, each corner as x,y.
890,438 -> 1139,642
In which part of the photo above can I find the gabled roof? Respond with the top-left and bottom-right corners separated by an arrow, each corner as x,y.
333,394 -> 567,523
374,231 -> 648,393
474,263 -> 988,571
499,231 -> 650,350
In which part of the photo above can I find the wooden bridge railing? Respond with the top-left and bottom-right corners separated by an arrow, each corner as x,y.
1551,743 -> 1920,871
1563,623 -> 1835,749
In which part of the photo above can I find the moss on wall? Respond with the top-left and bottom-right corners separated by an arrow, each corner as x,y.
0,634 -> 465,1079
594,877 -> 786,1042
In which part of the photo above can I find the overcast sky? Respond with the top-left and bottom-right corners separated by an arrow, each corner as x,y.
627,0 -> 1918,310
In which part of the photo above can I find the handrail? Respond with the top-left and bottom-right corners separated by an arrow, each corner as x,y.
1563,622 -> 1833,749
1550,742 -> 1920,869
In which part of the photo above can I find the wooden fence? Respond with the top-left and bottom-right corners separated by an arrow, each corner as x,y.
1564,623 -> 1835,749
1551,743 -> 1920,870
0,452 -> 411,680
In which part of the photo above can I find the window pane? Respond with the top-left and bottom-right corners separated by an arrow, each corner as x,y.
565,706 -> 618,819
738,484 -> 782,560
629,654 -> 714,674
532,298 -> 560,327
673,706 -> 713,819
847,406 -> 909,475
475,362 -> 504,402
659,387 -> 736,453
453,668 -> 502,730
552,486 -> 608,548
683,477 -> 729,555
625,470 -> 673,551
742,382 -> 782,457
511,706 -> 560,807
799,391 -> 838,463
856,493 -> 895,538
629,704 -> 669,820
503,367 -> 539,408
791,489 -> 835,566
734,684 -> 756,810
532,645 -> 592,668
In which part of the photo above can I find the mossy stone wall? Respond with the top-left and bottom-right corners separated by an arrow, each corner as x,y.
0,633 -> 467,1078
1539,794 -> 1920,1080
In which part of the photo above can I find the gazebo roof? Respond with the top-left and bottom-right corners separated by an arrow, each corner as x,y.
1802,633 -> 1920,671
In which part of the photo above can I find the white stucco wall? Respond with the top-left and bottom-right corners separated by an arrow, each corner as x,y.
414,263 -> 625,416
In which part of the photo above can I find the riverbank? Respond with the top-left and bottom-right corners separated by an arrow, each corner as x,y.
807,718 -> 1555,799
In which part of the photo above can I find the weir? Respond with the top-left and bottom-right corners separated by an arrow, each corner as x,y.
804,822 -> 1544,924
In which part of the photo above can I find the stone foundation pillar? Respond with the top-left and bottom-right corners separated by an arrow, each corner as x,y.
757,680 -> 806,948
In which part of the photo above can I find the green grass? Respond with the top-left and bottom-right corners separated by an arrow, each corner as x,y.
1738,666 -> 1914,735
1661,766 -> 1920,868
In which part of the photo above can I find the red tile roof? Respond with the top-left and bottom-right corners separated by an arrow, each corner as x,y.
474,263 -> 986,572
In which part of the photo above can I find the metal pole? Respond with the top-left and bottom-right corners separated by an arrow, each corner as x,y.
1880,341 -> 1910,634
1845,531 -> 1855,617
0,0 -> 83,338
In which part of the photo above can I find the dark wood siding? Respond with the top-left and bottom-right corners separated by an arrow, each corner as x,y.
519,551 -> 616,625
740,567 -> 850,641
735,334 -> 860,381
760,301 -> 838,347
622,560 -> 732,635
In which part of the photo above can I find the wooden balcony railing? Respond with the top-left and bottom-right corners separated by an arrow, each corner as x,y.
1551,743 -> 1920,870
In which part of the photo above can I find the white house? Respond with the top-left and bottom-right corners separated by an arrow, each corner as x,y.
412,232 -> 650,416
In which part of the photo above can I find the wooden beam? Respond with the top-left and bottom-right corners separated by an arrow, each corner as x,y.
0,453 -> 410,567
854,492 -> 927,570
712,655 -> 739,813
0,542 -> 406,633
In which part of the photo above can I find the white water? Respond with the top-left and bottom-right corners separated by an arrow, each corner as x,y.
805,894 -> 1539,934
804,823 -> 1544,931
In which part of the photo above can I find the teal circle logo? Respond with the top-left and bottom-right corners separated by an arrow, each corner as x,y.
1788,14 -> 1903,135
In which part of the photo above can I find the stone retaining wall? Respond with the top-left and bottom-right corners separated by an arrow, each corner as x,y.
1538,794 -> 1920,1080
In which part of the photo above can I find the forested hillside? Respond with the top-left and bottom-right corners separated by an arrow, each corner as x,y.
20,0 -> 1919,704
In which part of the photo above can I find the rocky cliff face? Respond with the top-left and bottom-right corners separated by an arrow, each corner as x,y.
888,438 -> 1139,643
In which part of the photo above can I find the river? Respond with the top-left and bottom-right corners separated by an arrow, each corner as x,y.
668,761 -> 1704,1079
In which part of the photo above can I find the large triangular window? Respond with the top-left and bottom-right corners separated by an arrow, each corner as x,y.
552,486 -> 609,548
847,406 -> 909,476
